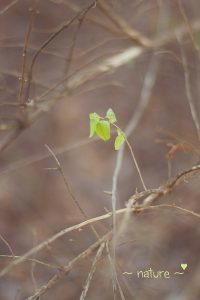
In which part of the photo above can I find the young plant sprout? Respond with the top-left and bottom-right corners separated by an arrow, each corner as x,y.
89,108 -> 147,190
89,108 -> 125,150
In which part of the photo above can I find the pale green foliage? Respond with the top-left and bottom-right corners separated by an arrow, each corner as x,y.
89,108 -> 125,150
114,129 -> 125,150
106,108 -> 117,124
89,112 -> 100,138
96,120 -> 110,141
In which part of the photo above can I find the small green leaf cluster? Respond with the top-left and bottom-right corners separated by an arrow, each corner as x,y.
89,108 -> 125,150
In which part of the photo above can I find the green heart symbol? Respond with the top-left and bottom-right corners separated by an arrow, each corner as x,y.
181,264 -> 187,270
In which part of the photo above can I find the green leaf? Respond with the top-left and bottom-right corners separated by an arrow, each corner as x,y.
106,108 -> 117,124
89,113 -> 100,137
96,120 -> 110,141
114,131 -> 125,150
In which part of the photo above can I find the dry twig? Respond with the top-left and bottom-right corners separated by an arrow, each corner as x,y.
26,232 -> 111,300
80,242 -> 105,300
1,17 -> 200,153
1,163 -> 200,279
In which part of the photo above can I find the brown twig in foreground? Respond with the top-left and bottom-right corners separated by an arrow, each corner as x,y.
45,144 -> 100,239
1,163 -> 200,279
80,242 -> 105,300
26,232 -> 111,300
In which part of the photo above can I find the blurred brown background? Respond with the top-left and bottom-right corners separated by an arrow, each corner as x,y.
0,0 -> 200,299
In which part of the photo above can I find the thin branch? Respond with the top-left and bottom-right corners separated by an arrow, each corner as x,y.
26,232 -> 111,300
25,1 -> 97,102
1,18 -> 200,154
30,230 -> 38,293
45,144 -> 100,239
0,42 -> 69,59
0,136 -> 100,177
52,0 -> 120,37
0,0 -> 19,16
0,255 -> 59,270
0,127 -> 22,153
106,241 -> 126,300
98,0 -> 152,48
141,162 -> 200,206
109,50 -> 159,292
0,234 -> 15,257
0,68 -> 50,89
44,144 -> 89,216
63,11 -> 83,77
176,0 -> 200,55
33,46 -> 143,105
1,162 -> 200,278
108,2 -> 169,273
177,33 -> 200,141
18,1 -> 38,124
117,127 -> 147,191
80,242 -> 105,300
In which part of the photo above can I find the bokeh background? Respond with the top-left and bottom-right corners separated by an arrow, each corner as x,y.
0,0 -> 200,299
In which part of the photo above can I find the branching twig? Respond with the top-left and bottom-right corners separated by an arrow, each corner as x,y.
98,0 -> 152,48
45,144 -> 100,239
1,163 -> 200,278
18,1 -> 38,124
176,0 -> 200,55
2,18 -> 200,153
177,33 -> 200,141
52,0 -> 120,36
106,241 -> 126,300
0,255 -> 59,270
80,242 -> 105,300
26,232 -> 111,300
25,1 -> 97,102
0,234 -> 15,257
0,136 -> 100,176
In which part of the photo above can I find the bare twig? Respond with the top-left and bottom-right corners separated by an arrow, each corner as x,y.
45,144 -> 100,239
80,242 -> 105,300
0,127 -> 22,153
1,18 -> 200,154
177,33 -> 200,141
0,234 -> 15,257
25,1 -> 97,102
63,11 -> 82,77
52,0 -> 120,36
30,230 -> 38,293
33,46 -> 143,104
109,46 -> 159,293
176,0 -> 200,55
98,0 -> 152,47
18,1 -> 38,124
0,42 -> 68,59
106,241 -> 126,300
0,255 -> 59,270
114,124 -> 147,191
109,2 -> 170,271
1,162 -> 200,278
26,232 -> 111,300
141,162 -> 200,206
0,0 -> 19,16
0,136 -> 100,177
0,68 -> 50,89
44,144 -> 86,215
